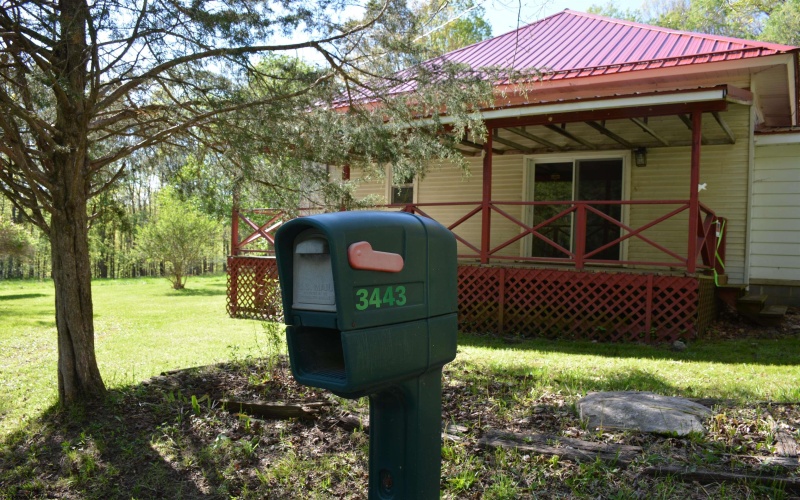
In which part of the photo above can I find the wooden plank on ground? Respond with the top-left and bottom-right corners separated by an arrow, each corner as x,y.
221,400 -> 329,420
766,426 -> 799,469
478,429 -> 641,465
775,429 -> 799,457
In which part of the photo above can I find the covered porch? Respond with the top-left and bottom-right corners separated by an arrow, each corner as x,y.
227,87 -> 746,342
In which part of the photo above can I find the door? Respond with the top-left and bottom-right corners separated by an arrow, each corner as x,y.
526,157 -> 624,261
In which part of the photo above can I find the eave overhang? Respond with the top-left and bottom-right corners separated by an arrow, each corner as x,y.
428,85 -> 751,128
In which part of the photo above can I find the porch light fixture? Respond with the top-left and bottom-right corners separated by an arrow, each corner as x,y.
634,147 -> 647,167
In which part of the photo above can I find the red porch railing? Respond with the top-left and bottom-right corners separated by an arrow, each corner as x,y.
227,201 -> 723,340
231,207 -> 325,256
395,200 -> 726,274
230,200 -> 726,275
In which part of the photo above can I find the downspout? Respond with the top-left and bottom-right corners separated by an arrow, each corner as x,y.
481,130 -> 493,264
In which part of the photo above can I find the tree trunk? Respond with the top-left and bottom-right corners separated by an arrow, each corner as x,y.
50,183 -> 106,405
49,0 -> 106,404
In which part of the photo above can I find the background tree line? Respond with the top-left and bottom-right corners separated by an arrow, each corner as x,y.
0,0 -> 493,283
589,0 -> 800,45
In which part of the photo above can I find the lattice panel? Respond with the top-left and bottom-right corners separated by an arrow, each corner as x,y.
227,256 -> 283,322
650,276 -> 699,340
696,276 -> 717,336
457,266 -> 502,334
458,266 -> 705,343
227,257 -> 708,342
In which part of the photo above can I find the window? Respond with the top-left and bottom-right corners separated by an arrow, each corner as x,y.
388,169 -> 416,205
524,155 -> 627,261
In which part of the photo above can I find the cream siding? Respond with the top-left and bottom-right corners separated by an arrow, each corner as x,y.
347,104 -> 753,280
628,104 -> 751,282
750,143 -> 800,282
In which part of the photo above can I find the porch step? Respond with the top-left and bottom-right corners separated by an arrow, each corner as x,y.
737,294 -> 768,316
717,284 -> 746,310
758,305 -> 790,327
736,294 -> 788,327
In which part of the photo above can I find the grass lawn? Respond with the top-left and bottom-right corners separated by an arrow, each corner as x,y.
0,274 -> 267,438
1,276 -> 799,498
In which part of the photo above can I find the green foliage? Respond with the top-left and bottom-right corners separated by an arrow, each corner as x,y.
0,215 -> 35,260
136,189 -> 221,289
415,0 -> 493,57
588,1 -> 647,22
590,0 -> 800,45
760,0 -> 800,45
647,0 -> 760,38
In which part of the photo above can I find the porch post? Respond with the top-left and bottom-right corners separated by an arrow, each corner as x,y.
481,130 -> 493,264
687,112 -> 702,273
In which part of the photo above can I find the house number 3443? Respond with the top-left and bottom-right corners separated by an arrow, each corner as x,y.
355,285 -> 407,311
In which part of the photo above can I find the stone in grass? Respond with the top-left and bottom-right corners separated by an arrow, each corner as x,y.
579,391 -> 712,436
672,340 -> 687,351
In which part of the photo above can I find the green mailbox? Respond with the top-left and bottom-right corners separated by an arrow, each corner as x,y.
275,211 -> 457,499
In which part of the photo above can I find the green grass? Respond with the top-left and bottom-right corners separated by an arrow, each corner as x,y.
453,334 -> 800,402
2,276 -> 800,498
0,274 -> 267,438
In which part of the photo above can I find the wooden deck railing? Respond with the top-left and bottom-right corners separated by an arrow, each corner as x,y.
231,200 -> 726,275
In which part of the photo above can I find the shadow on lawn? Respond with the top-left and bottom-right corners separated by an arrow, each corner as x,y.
0,293 -> 48,301
457,332 -> 800,367
0,383 -> 219,498
0,361 -> 353,499
165,287 -> 226,297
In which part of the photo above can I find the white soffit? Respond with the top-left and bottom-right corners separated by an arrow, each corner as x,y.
429,88 -> 730,126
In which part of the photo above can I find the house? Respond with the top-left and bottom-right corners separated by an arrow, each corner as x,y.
227,10 -> 800,342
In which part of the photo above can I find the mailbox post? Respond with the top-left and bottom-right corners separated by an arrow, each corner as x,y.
275,211 -> 458,499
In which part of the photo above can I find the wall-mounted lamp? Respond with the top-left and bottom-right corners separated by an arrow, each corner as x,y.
634,147 -> 647,167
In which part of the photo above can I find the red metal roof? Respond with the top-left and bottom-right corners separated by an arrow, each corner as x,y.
441,9 -> 796,79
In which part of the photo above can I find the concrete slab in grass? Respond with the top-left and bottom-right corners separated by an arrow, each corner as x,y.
579,391 -> 712,436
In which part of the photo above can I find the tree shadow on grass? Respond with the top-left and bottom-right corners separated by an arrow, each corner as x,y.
0,361 -> 361,499
0,391 -> 211,499
165,287 -> 226,297
456,332 -> 800,367
0,293 -> 48,301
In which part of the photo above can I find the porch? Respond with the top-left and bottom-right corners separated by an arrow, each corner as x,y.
226,198 -> 722,342
227,89 -> 743,342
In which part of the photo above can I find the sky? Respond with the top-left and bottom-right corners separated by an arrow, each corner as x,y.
481,0 -> 647,36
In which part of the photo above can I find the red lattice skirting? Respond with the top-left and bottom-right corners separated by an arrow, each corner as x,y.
459,266 -> 712,342
227,257 -> 712,342
227,256 -> 282,322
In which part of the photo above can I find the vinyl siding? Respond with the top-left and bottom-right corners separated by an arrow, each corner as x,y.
751,143 -> 800,282
628,104 -> 751,283
348,104 -> 752,279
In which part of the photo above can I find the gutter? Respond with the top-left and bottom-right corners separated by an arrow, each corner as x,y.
424,87 -> 736,126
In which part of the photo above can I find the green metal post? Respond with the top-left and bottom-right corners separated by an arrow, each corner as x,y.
368,369 -> 444,499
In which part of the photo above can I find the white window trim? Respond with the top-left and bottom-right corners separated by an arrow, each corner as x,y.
521,151 -> 632,262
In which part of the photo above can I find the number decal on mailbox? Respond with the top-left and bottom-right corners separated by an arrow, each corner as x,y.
355,285 -> 407,311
